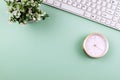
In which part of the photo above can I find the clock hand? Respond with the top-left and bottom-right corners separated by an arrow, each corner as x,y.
94,44 -> 104,52
93,36 -> 97,44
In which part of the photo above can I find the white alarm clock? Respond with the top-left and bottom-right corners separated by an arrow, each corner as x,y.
83,33 -> 109,58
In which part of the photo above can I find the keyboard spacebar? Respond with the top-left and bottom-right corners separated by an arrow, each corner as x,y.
61,3 -> 84,15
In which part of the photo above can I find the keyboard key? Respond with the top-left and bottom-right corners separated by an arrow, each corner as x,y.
110,0 -> 119,5
81,5 -> 87,10
58,0 -> 62,1
92,9 -> 97,13
86,2 -> 91,6
63,0 -> 67,3
97,0 -> 102,4
106,8 -> 114,14
101,18 -> 106,23
111,21 -> 116,26
61,3 -> 84,15
107,3 -> 112,8
116,7 -> 120,12
54,1 -> 61,7
67,0 -> 72,5
92,0 -> 97,3
77,4 -> 81,8
96,5 -> 101,10
102,2 -> 107,6
111,5 -> 117,10
114,12 -> 120,17
72,2 -> 77,7
85,12 -> 91,18
102,12 -> 113,19
47,0 -> 54,4
112,16 -> 119,22
81,0 -> 87,4
106,0 -> 110,2
91,3 -> 96,8
106,19 -> 111,25
101,7 -> 106,11
87,7 -> 92,12
116,23 -> 120,29
76,0 -> 81,3
97,11 -> 102,15
91,14 -> 96,20
96,16 -> 101,21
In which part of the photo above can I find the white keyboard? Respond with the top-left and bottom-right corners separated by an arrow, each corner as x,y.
43,0 -> 120,31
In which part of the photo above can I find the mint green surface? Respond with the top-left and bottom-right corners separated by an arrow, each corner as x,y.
0,1 -> 120,80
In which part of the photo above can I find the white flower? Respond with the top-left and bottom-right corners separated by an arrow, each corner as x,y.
32,3 -> 36,6
33,17 -> 36,21
41,12 -> 46,16
23,20 -> 27,24
37,17 -> 42,21
28,8 -> 33,15
10,0 -> 14,2
12,10 -> 21,18
31,0 -> 34,3
16,11 -> 21,18
12,10 -> 17,15
21,0 -> 27,2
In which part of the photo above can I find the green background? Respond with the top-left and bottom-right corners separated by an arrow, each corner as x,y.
0,1 -> 120,80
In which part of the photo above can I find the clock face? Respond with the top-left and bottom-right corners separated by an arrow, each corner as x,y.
83,33 -> 109,58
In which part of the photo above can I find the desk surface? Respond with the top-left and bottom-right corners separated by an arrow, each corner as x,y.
0,1 -> 120,80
